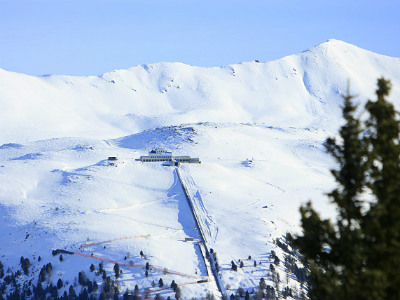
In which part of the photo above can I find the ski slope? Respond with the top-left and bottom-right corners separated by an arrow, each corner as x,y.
0,39 -> 399,299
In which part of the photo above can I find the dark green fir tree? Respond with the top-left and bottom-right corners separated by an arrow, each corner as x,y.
292,78 -> 400,300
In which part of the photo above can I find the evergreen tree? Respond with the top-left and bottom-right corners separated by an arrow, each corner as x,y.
8,288 -> 20,300
113,263 -> 120,279
103,276 -> 112,293
231,261 -> 237,271
113,290 -> 119,300
0,260 -> 3,279
38,267 -> 46,283
48,282 -> 58,298
99,291 -> 106,300
34,282 -> 45,299
57,278 -> 63,289
78,271 -> 85,285
21,258 -> 30,275
79,288 -> 89,300
174,286 -> 181,300
123,288 -> 130,300
273,255 -> 280,266
259,277 -> 266,291
68,285 -> 76,300
155,294 -> 164,300
87,279 -> 93,293
170,280 -> 178,292
245,290 -> 250,300
99,262 -> 104,273
363,78 -> 400,299
46,263 -> 53,275
206,292 -> 215,300
269,263 -> 274,272
237,287 -> 245,298
93,280 -> 98,292
144,288 -> 150,298
134,284 -> 139,295
265,286 -> 276,300
102,270 -> 107,280
292,78 -> 400,300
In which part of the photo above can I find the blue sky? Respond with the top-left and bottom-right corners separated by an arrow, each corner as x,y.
0,0 -> 399,76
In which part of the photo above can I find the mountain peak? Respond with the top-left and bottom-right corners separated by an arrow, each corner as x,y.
325,38 -> 350,45
306,39 -> 360,53
308,39 -> 398,61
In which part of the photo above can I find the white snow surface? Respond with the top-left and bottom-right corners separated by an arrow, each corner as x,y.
1,39 -> 399,144
0,39 -> 400,299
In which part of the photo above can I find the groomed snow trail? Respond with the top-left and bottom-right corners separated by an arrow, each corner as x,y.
176,168 -> 218,244
175,168 -> 224,298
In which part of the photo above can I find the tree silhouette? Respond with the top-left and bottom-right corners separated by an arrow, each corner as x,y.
292,78 -> 400,300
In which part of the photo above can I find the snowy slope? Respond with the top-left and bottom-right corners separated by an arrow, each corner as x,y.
0,124 -> 332,299
0,40 -> 399,299
0,135 -> 220,299
1,39 -> 399,144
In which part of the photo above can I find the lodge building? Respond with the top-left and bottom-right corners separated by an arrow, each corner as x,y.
138,149 -> 200,164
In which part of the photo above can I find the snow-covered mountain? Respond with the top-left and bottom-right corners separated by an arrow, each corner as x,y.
1,39 -> 399,144
0,40 -> 399,299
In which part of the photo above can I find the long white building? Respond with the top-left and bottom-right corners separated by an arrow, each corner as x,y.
138,149 -> 200,164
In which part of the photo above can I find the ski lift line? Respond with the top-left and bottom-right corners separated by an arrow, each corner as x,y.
73,252 -> 200,279
80,235 -> 151,248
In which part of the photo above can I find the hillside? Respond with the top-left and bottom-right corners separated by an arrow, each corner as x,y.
0,40 -> 399,299
1,39 -> 399,144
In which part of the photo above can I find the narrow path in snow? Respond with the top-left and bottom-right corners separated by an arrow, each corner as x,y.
177,168 -> 218,243
98,198 -> 165,212
78,229 -> 188,250
79,235 -> 150,248
175,168 -> 225,298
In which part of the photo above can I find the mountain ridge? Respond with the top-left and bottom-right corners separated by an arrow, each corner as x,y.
0,39 -> 399,143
